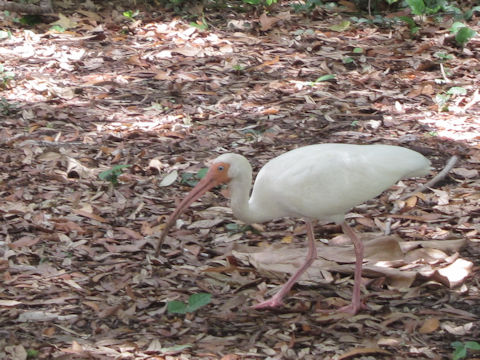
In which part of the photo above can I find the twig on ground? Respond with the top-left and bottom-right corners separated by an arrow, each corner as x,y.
384,155 -> 459,235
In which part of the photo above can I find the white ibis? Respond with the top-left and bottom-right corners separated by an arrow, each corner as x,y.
155,144 -> 430,314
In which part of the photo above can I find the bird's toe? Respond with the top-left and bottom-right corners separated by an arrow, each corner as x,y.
252,298 -> 284,309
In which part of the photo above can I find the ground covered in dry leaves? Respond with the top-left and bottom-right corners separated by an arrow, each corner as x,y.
1,1 -> 479,359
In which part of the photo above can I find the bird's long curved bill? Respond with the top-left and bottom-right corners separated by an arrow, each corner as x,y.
155,173 -> 218,256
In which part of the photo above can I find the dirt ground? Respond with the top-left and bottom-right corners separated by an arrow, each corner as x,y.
0,1 -> 479,359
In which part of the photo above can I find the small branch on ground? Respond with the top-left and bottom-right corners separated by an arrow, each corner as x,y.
384,155 -> 459,235
0,0 -> 53,14
402,155 -> 459,200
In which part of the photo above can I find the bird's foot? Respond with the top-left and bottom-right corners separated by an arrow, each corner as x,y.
252,296 -> 284,310
335,302 -> 366,315
317,300 -> 367,315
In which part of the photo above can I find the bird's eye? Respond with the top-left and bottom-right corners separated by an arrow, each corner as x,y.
217,165 -> 224,171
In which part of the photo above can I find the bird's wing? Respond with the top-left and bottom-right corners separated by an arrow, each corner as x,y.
250,144 -> 429,222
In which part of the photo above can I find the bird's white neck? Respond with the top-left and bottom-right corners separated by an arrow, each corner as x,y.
228,171 -> 255,224
226,162 -> 270,224
214,153 -> 273,224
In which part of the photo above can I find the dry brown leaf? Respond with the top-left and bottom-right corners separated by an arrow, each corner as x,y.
103,239 -> 149,253
276,11 -> 291,20
363,235 -> 404,261
71,340 -> 84,353
188,218 -> 224,229
37,151 -> 63,161
421,84 -> 435,95
83,301 -> 100,312
146,339 -> 163,352
232,232 -> 472,290
63,279 -> 83,291
160,170 -> 178,187
177,72 -> 202,81
261,107 -> 280,115
10,236 -> 40,249
404,247 -> 449,264
405,195 -> 418,208
432,189 -> 450,205
339,0 -> 357,10
227,19 -> 253,30
77,9 -> 102,21
377,338 -> 400,346
221,354 -> 240,360
148,158 -> 164,173
0,202 -> 33,214
435,258 -> 473,287
355,216 -> 376,228
441,322 -> 474,336
452,167 -> 478,178
259,13 -> 279,31
0,300 -> 22,306
365,266 -> 417,289
4,345 -> 27,360
50,13 -> 77,29
17,311 -> 78,322
73,209 -> 107,223
401,239 -> 466,253
338,347 -> 391,359
172,44 -> 203,57
116,227 -> 143,240
65,157 -> 96,179
42,327 -> 56,336
234,236 -> 405,284
54,220 -> 85,234
154,70 -> 172,81
127,55 -> 148,67
419,317 -> 440,334
185,244 -> 202,256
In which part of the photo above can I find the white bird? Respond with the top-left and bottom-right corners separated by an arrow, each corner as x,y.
155,144 -> 431,314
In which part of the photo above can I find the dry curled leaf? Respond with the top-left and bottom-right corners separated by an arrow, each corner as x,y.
160,170 -> 178,187
419,317 -> 440,334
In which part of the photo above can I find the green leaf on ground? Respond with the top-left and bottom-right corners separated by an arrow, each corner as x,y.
406,0 -> 425,15
167,293 -> 212,314
186,293 -> 212,312
455,26 -> 476,47
329,20 -> 350,32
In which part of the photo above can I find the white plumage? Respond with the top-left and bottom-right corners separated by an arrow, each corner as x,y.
156,143 -> 430,314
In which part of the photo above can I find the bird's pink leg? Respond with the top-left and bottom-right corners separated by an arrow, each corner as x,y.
334,221 -> 366,315
253,221 -> 317,309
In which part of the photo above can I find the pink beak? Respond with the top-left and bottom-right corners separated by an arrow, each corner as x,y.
154,169 -> 222,256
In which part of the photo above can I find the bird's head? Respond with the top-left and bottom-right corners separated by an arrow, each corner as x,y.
208,153 -> 251,183
155,153 -> 249,255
